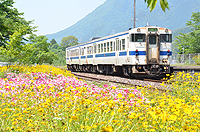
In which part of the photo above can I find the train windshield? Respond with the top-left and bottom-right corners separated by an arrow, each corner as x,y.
131,34 -> 146,42
160,34 -> 172,43
149,36 -> 156,44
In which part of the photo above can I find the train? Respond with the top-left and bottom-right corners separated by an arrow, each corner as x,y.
66,26 -> 172,78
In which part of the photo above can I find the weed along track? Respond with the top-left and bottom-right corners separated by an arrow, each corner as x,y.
72,72 -> 172,92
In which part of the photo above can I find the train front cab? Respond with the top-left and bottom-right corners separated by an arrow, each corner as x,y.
131,27 -> 172,77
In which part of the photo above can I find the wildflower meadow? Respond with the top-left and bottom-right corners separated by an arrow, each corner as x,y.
0,65 -> 199,131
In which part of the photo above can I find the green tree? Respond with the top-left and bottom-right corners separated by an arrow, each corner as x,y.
175,12 -> 200,54
0,33 -> 58,65
144,0 -> 169,12
0,0 -> 36,47
0,27 -> 27,64
50,39 -> 57,45
49,39 -> 59,50
60,36 -> 78,51
27,35 -> 58,65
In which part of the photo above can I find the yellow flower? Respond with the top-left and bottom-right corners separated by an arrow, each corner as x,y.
129,93 -> 135,98
112,86 -> 116,89
58,105 -> 64,108
38,108 -> 44,112
166,74 -> 170,76
71,116 -> 78,120
117,93 -> 123,98
101,125 -> 113,132
127,121 -> 132,125
169,114 -> 177,121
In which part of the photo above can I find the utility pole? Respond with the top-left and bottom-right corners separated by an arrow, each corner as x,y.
134,0 -> 136,28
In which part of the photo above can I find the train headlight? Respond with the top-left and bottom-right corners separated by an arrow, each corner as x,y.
137,28 -> 141,32
165,28 -> 168,32
167,50 -> 170,56
135,49 -> 139,56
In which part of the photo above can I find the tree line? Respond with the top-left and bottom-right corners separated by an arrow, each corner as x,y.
174,12 -> 200,54
49,36 -> 78,66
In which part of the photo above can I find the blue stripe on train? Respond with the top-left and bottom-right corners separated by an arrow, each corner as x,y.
129,51 -> 146,55
81,56 -> 86,59
95,52 -> 115,58
66,51 -> 172,60
119,51 -> 127,56
129,51 -> 172,56
70,56 -> 79,59
160,51 -> 172,56
87,55 -> 93,58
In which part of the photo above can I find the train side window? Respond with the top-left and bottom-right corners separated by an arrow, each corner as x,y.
118,40 -> 120,51
104,43 -> 106,52
87,47 -> 89,54
94,44 -> 97,54
71,50 -> 76,57
81,48 -> 84,55
87,46 -> 92,54
84,47 -> 87,55
160,34 -> 172,43
170,34 -> 172,42
120,40 -> 122,51
110,42 -> 113,51
122,39 -> 125,50
114,42 -> 116,51
71,50 -> 73,57
101,43 -> 103,53
70,50 -> 72,57
116,40 -> 119,51
98,44 -> 100,53
90,46 -> 93,54
127,37 -> 129,48
132,34 -> 146,42
116,41 -> 118,51
76,49 -> 79,56
107,42 -> 109,52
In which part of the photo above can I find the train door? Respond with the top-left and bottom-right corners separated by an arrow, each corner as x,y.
79,47 -> 81,65
115,38 -> 119,65
84,47 -> 87,64
147,34 -> 160,64
66,50 -> 69,65
69,50 -> 72,65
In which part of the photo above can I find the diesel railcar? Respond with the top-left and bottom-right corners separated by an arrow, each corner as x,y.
66,26 -> 172,77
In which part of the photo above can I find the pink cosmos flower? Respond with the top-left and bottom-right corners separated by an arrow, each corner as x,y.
103,84 -> 108,88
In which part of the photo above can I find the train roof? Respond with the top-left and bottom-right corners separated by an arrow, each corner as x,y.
66,26 -> 171,50
66,30 -> 129,50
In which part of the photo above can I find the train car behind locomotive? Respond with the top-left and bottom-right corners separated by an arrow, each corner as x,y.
66,26 -> 172,78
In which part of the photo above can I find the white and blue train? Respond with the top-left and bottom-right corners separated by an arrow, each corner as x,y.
66,26 -> 172,77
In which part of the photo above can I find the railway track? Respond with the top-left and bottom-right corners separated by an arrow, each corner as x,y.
71,72 -> 172,92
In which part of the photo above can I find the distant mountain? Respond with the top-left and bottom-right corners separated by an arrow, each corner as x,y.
172,27 -> 192,38
46,0 -> 200,43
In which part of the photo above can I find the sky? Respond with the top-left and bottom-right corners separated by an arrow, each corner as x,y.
14,0 -> 106,35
